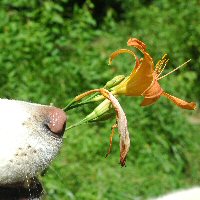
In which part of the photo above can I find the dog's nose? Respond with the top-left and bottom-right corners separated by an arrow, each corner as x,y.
45,108 -> 67,137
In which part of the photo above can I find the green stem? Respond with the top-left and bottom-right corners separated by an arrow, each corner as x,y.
63,99 -> 76,111
65,119 -> 87,131
63,93 -> 103,111
63,101 -> 91,111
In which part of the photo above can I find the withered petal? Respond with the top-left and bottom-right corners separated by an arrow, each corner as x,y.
100,89 -> 130,167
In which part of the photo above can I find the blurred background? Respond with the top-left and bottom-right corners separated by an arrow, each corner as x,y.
0,0 -> 199,199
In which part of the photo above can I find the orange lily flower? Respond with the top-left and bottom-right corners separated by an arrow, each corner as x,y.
109,38 -> 196,110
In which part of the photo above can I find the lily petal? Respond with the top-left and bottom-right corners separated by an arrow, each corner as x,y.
127,38 -> 154,76
110,39 -> 155,96
123,38 -> 155,96
140,96 -> 161,107
127,38 -> 146,52
100,89 -> 130,167
142,79 -> 163,99
162,92 -> 196,110
109,49 -> 140,70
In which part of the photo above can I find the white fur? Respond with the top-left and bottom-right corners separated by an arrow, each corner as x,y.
0,99 -> 63,185
151,187 -> 200,200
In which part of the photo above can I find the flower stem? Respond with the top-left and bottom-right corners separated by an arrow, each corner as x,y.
65,119 -> 87,131
63,92 -> 102,111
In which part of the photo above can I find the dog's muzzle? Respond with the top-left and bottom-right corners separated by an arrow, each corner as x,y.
0,99 -> 67,185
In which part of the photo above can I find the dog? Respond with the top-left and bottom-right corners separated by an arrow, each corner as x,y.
0,99 -> 67,199
151,187 -> 200,200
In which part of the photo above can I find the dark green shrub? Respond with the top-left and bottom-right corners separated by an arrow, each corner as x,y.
0,1 -> 199,199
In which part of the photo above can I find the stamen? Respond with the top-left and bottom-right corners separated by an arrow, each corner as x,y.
156,58 -> 169,78
155,54 -> 168,75
157,59 -> 191,80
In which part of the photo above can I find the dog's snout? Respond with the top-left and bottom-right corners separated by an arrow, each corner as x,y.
45,108 -> 67,137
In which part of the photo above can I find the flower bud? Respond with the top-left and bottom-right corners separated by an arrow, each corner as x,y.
85,99 -> 114,122
104,75 -> 125,89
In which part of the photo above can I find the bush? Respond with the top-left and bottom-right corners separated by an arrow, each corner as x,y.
0,0 -> 199,199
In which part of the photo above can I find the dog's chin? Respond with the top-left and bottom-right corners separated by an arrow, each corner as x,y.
0,177 -> 43,199
0,99 -> 66,186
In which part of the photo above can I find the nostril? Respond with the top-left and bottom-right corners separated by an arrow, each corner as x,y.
45,108 -> 67,137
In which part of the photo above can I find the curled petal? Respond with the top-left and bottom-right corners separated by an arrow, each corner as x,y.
127,38 -> 154,74
100,89 -> 130,167
162,92 -> 196,110
109,49 -> 140,71
125,38 -> 155,96
127,38 -> 146,52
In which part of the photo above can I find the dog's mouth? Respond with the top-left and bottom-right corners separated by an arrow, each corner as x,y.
0,177 -> 43,199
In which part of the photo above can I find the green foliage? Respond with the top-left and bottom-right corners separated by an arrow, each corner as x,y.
0,0 -> 199,199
